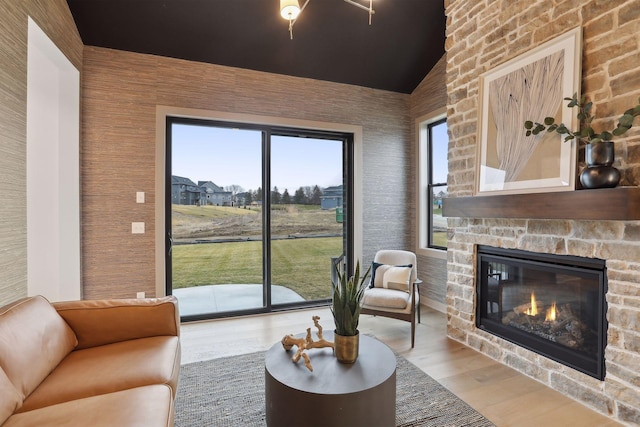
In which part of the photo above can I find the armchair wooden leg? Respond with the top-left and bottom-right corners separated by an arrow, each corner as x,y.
411,315 -> 415,348
414,280 -> 422,324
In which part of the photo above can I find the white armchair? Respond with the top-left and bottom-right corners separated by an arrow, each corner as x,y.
361,250 -> 421,348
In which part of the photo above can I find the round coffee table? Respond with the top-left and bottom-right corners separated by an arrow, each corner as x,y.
265,332 -> 396,427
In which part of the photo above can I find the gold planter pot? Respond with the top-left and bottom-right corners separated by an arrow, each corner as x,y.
334,330 -> 359,364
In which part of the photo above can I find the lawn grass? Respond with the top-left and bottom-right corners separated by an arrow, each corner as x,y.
172,236 -> 343,300
432,206 -> 448,248
171,203 -> 446,302
432,232 -> 448,248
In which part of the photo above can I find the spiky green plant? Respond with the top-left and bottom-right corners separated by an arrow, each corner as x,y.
331,260 -> 371,336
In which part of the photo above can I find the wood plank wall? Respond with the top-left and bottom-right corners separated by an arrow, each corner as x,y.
0,0 -> 82,306
81,47 -> 414,299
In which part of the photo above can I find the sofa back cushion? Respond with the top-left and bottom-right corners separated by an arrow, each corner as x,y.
0,296 -> 78,399
0,366 -> 21,424
53,296 -> 180,350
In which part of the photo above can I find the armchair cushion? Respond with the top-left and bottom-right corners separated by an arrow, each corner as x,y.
362,288 -> 410,310
371,263 -> 412,291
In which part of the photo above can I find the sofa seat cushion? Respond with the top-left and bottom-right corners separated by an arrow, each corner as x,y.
3,385 -> 173,427
18,336 -> 180,413
0,296 -> 77,400
362,287 -> 410,310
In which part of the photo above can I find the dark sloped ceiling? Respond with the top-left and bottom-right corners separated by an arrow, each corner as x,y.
66,0 -> 446,94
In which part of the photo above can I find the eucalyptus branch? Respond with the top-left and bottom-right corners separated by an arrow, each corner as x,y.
524,93 -> 640,144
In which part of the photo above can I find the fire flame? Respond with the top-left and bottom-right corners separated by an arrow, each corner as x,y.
546,302 -> 557,322
522,293 -> 558,321
524,292 -> 538,316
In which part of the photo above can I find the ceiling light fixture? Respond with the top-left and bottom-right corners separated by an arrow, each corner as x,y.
344,0 -> 375,25
280,0 -> 375,40
280,0 -> 308,40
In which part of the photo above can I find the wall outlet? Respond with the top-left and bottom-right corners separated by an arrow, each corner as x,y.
136,191 -> 145,203
136,292 -> 145,299
131,222 -> 145,234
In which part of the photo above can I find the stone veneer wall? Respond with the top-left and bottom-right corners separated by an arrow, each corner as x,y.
445,1 -> 640,425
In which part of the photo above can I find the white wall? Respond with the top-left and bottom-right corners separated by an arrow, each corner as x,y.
26,17 -> 81,301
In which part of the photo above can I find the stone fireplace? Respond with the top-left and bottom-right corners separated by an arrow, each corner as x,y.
442,1 -> 640,424
441,211 -> 640,424
476,245 -> 607,380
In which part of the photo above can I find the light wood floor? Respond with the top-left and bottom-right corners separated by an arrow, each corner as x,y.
179,305 -> 622,427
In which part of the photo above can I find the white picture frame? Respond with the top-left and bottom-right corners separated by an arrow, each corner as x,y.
476,27 -> 582,196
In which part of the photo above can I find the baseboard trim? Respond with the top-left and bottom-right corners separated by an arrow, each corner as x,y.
420,298 -> 446,314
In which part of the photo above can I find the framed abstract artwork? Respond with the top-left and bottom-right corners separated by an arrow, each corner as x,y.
475,27 -> 582,195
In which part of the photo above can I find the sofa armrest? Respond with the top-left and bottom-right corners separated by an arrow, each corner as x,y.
53,296 -> 180,350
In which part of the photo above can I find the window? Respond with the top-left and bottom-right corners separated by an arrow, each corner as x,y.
418,113 -> 448,251
165,117 -> 354,320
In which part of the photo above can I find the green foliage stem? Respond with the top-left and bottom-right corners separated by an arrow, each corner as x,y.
524,93 -> 640,144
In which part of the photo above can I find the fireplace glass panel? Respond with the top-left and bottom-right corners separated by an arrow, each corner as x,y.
476,246 -> 607,380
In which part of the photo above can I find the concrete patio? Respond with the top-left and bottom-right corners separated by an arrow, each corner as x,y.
173,284 -> 305,317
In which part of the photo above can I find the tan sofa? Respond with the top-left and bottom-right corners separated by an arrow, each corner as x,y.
0,295 -> 181,427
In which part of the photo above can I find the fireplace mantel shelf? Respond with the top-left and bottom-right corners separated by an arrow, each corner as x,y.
442,186 -> 640,220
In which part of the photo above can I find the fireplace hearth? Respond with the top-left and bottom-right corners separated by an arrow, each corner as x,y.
476,246 -> 608,380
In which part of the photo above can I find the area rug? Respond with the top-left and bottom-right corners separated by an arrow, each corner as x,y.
175,351 -> 495,427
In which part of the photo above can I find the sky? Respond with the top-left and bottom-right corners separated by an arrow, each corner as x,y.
431,121 -> 448,185
171,123 -> 343,193
171,121 -> 448,193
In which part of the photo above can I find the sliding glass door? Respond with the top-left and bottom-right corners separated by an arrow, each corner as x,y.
168,123 -> 264,317
166,118 -> 352,320
269,133 -> 345,305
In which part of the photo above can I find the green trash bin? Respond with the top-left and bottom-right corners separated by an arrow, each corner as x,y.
336,207 -> 343,223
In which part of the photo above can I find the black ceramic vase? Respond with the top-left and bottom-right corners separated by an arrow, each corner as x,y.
579,141 -> 621,189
